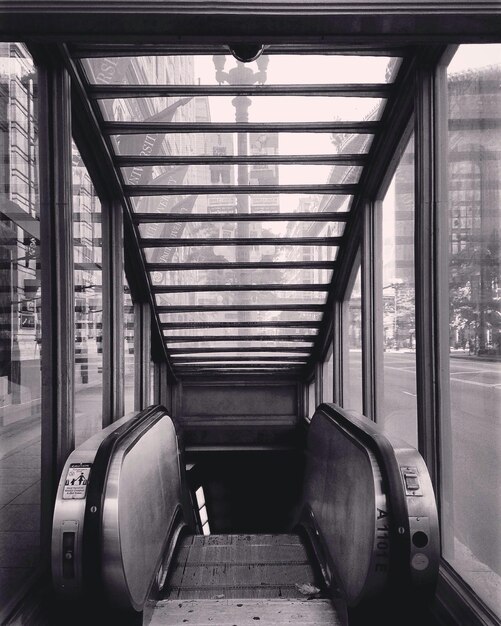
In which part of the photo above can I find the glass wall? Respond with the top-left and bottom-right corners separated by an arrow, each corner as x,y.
123,277 -> 135,414
343,267 -> 363,412
0,43 -> 41,606
322,345 -> 333,402
73,142 -> 103,446
379,135 -> 417,447
441,44 -> 501,615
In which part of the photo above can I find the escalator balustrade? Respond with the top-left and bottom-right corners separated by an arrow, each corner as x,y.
51,403 -> 439,625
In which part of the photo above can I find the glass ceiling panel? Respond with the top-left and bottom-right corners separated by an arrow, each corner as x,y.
183,363 -> 303,374
79,49 -> 405,378
144,245 -> 337,263
166,340 -> 315,349
155,291 -> 327,307
122,164 -> 362,186
82,55 -> 400,85
175,360 -> 307,366
163,328 -> 318,338
150,268 -> 333,286
100,97 -> 384,123
111,133 -> 373,157
139,221 -> 344,238
171,351 -> 311,358
159,311 -> 323,323
130,193 -> 352,214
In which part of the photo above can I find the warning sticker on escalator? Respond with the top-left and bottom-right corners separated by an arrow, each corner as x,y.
63,463 -> 91,499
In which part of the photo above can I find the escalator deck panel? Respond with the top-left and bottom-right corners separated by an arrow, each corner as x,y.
146,598 -> 342,625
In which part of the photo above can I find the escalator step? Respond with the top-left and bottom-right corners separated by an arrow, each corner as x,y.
165,534 -> 319,600
145,598 -> 342,625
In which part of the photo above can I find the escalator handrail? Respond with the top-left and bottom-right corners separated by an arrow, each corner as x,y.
81,404 -> 173,606
314,402 -> 412,597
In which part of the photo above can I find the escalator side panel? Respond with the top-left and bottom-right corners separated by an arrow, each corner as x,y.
102,414 -> 184,611
52,413 -> 133,597
303,412 -> 389,606
388,438 -> 440,594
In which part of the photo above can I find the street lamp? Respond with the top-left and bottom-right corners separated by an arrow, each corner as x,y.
212,54 -> 269,230
212,55 -> 269,333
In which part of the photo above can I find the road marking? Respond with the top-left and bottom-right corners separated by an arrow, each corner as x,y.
450,377 -> 501,389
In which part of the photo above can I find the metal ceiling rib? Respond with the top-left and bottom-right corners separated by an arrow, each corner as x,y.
71,47 -> 406,377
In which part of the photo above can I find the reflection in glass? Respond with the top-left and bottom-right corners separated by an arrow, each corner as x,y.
151,268 -> 333,287
164,327 -> 318,338
73,142 -> 103,445
343,267 -> 363,412
145,245 -> 337,264
112,133 -> 373,157
131,194 -> 353,214
167,340 -> 314,350
102,96 -> 384,123
83,54 -> 400,85
0,43 -> 41,604
380,135 -> 417,447
123,164 -> 362,187
139,221 -> 344,239
171,351 -> 310,359
442,45 -> 501,615
159,311 -> 323,324
155,290 -> 327,307
175,359 -> 306,366
124,277 -> 135,414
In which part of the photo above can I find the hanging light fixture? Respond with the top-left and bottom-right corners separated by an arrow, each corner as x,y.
227,43 -> 266,63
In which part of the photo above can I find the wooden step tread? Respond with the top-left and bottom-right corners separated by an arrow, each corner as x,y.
145,598 -> 342,625
179,534 -> 303,548
165,533 -> 319,600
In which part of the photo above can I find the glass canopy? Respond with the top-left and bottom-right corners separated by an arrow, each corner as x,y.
77,49 -> 403,375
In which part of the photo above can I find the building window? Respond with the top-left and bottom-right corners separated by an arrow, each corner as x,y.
343,266 -> 363,412
379,135 -> 417,447
441,44 -> 501,615
0,43 -> 41,610
73,141 -> 103,445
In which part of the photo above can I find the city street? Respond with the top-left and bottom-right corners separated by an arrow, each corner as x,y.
1,353 -> 499,608
352,351 -> 501,587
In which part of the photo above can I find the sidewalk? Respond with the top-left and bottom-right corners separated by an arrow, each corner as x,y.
450,350 -> 501,363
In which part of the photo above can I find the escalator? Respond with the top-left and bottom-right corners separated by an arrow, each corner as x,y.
146,533 -> 341,625
51,404 -> 439,625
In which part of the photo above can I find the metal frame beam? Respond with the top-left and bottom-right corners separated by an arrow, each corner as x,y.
148,261 -> 335,271
171,356 -> 307,362
37,48 -> 74,577
101,197 -> 125,425
164,335 -> 314,343
157,304 -> 325,313
169,347 -> 310,354
153,283 -> 329,293
134,211 -> 349,223
105,121 -> 379,134
90,83 -> 392,98
141,237 -> 341,247
119,154 -> 366,166
161,321 -> 320,329
125,184 -> 357,196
